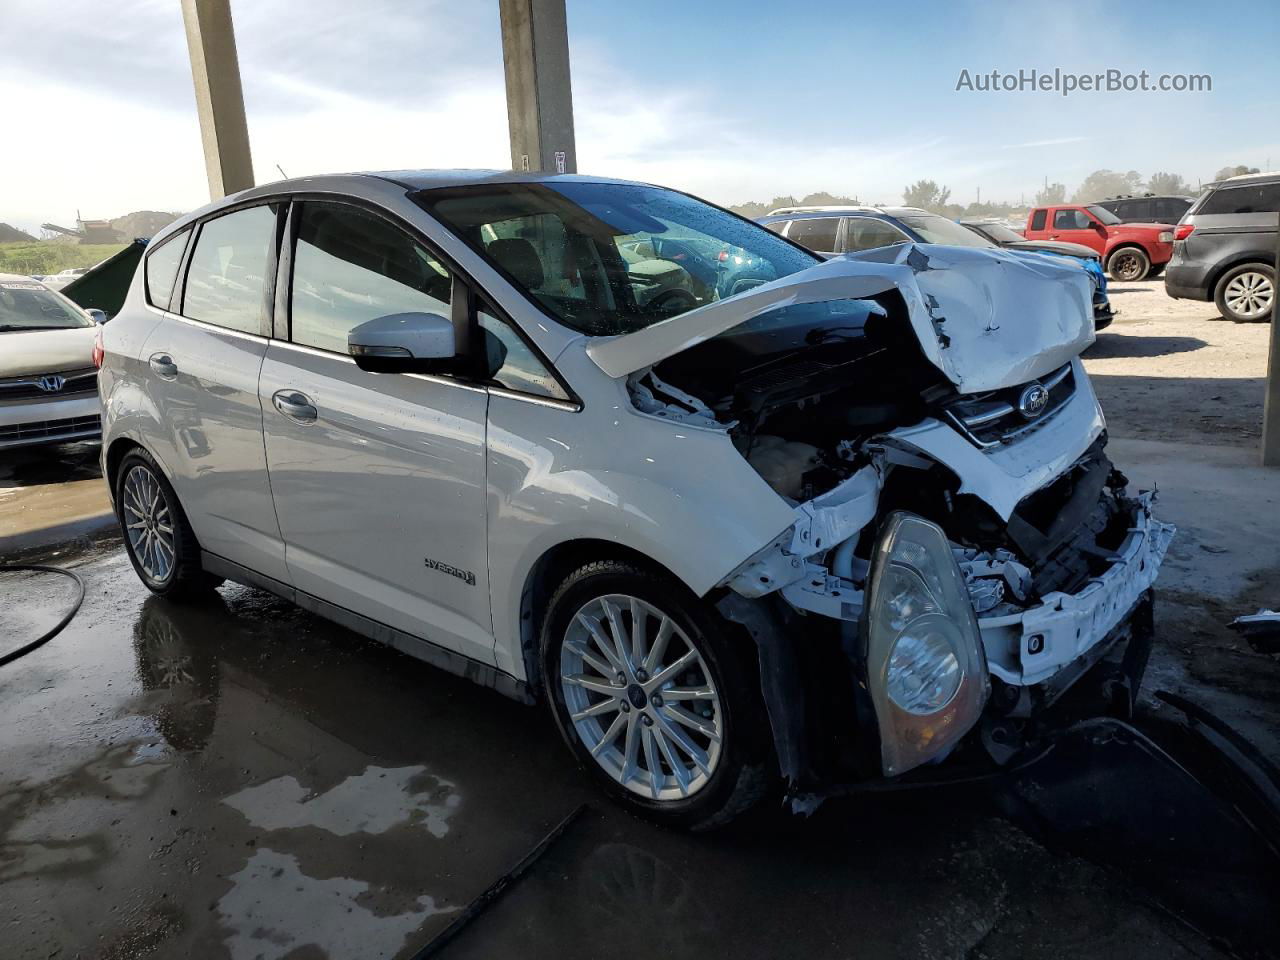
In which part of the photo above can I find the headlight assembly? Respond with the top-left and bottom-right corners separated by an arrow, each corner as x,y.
864,512 -> 988,776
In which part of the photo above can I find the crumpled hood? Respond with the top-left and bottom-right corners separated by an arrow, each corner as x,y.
0,326 -> 97,377
587,243 -> 1095,394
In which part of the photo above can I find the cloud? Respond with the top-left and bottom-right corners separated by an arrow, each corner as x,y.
1001,136 -> 1090,149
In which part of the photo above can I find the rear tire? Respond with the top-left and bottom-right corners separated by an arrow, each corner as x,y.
116,448 -> 222,601
1214,263 -> 1274,323
540,559 -> 773,830
1106,246 -> 1150,282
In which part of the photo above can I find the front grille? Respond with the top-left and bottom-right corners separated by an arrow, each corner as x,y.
944,362 -> 1075,448
0,366 -> 99,401
0,414 -> 101,443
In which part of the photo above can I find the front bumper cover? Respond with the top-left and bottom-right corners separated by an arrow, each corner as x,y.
721,498 -> 1174,802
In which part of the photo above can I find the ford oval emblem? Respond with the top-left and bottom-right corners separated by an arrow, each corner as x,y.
1018,383 -> 1050,419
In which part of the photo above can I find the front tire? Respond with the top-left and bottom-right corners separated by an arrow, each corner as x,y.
1106,246 -> 1150,282
1215,264 -> 1274,323
540,560 -> 772,830
116,448 -> 221,600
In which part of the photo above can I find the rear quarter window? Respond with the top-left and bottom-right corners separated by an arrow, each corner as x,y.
1198,183 -> 1280,216
144,228 -> 191,310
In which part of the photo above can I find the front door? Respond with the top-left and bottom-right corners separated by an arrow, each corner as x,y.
259,200 -> 494,665
1049,208 -> 1105,254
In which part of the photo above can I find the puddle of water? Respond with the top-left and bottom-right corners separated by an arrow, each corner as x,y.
223,764 -> 461,838
217,847 -> 455,960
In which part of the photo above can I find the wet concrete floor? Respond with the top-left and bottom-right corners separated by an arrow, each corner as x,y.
4,434 -> 1280,958
0,539 -> 1261,960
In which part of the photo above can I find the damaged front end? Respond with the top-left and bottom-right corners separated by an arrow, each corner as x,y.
603,244 -> 1175,800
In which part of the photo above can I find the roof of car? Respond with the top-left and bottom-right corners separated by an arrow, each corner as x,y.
0,272 -> 44,283
1212,170 -> 1280,186
762,205 -> 930,219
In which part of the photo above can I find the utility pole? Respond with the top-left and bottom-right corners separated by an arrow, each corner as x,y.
499,0 -> 577,174
180,0 -> 254,200
1263,212 -> 1280,466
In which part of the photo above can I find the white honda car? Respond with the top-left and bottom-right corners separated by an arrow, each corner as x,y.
1,275 -> 103,449
99,171 -> 1173,828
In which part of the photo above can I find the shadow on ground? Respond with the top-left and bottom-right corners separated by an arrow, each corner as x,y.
1086,334 -> 1208,359
0,441 -> 102,488
1090,374 -> 1264,446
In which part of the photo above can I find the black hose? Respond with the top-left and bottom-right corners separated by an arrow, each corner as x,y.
0,564 -> 86,666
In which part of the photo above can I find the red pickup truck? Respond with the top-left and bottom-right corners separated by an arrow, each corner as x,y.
1024,203 -> 1175,281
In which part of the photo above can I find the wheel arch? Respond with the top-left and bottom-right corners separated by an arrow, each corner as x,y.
516,538 -> 692,701
1207,255 -> 1275,300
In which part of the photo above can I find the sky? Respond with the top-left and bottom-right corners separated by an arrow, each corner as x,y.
1,0 -> 1277,233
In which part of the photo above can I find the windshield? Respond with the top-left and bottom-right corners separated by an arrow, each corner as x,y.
0,280 -> 92,331
418,182 -> 819,336
896,215 -> 994,248
1085,204 -> 1122,225
973,221 -> 1025,243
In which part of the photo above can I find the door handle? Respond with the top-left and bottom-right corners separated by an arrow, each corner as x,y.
272,389 -> 318,423
148,353 -> 178,379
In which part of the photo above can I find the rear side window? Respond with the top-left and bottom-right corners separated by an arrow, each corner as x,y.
290,202 -> 452,354
1199,183 -> 1280,215
1155,198 -> 1188,222
182,205 -> 278,335
763,220 -> 789,235
1124,199 -> 1152,221
786,217 -> 840,253
145,228 -> 190,310
1030,210 -> 1047,231
844,217 -> 909,252
1054,209 -> 1090,230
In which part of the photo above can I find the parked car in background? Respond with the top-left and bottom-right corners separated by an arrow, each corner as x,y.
762,207 -> 1113,328
99,171 -> 1170,828
0,274 -> 103,449
40,267 -> 90,291
1096,194 -> 1193,225
1023,203 -> 1174,282
959,218 -> 1113,328
1164,171 -> 1277,323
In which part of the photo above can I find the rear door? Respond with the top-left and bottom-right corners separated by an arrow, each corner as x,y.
141,201 -> 289,582
259,200 -> 494,665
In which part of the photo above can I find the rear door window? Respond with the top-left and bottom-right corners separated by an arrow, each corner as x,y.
182,205 -> 278,335
1155,198 -> 1188,222
786,217 -> 840,253
1029,209 -> 1047,231
763,220 -> 789,235
289,202 -> 452,354
1124,199 -> 1152,221
1199,184 -> 1280,215
145,228 -> 191,310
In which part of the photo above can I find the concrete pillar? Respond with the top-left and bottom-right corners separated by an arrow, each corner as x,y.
181,0 -> 254,201
499,0 -> 577,174
1262,212 -> 1280,466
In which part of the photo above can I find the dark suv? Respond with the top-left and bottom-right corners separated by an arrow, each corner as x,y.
1096,195 -> 1193,224
1164,172 -> 1277,323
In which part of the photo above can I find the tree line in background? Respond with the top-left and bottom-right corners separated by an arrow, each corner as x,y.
728,164 -> 1262,220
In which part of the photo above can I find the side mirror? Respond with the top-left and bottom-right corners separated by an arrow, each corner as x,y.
86,308 -> 108,325
348,312 -> 456,373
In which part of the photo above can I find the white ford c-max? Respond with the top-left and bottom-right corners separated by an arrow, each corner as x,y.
100,171 -> 1173,828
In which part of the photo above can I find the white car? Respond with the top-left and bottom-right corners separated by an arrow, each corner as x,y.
0,275 -> 103,449
99,172 -> 1173,828
39,267 -> 90,291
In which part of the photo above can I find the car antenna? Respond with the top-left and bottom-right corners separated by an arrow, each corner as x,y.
276,164 -> 288,179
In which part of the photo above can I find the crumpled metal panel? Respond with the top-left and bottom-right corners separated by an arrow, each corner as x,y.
586,243 -> 1094,394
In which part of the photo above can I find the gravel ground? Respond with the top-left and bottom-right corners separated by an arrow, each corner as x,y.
1083,279 -> 1272,447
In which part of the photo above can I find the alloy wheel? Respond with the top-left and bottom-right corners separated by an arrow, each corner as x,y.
560,594 -> 723,800
122,464 -> 176,583
1224,271 -> 1274,320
